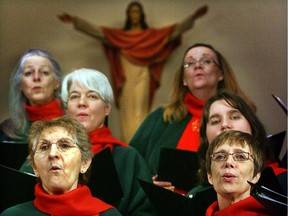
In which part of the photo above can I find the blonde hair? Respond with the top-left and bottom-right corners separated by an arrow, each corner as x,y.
163,43 -> 256,123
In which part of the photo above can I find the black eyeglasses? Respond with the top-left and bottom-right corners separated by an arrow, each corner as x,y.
34,138 -> 78,155
183,57 -> 218,69
210,151 -> 254,162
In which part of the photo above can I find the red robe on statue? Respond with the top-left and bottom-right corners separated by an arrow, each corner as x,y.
101,25 -> 181,108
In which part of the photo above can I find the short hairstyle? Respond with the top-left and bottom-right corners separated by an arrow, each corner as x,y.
1,48 -> 62,139
198,90 -> 272,182
61,68 -> 114,108
205,130 -> 265,178
28,116 -> 93,184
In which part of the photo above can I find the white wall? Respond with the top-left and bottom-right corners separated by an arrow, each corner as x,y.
0,0 -> 287,156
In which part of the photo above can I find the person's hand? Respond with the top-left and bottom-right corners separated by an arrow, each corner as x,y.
57,13 -> 75,23
193,5 -> 209,20
152,175 -> 175,191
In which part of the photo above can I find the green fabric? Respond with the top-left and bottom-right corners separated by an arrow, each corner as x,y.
19,160 -> 34,173
19,146 -> 156,216
0,201 -> 121,216
0,119 -> 31,143
130,107 -> 191,174
0,129 -> 28,143
186,182 -> 211,198
112,146 -> 156,216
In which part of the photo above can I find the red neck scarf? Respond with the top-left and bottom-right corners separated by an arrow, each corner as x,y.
89,126 -> 128,154
265,160 -> 287,176
34,182 -> 113,216
177,92 -> 205,151
205,196 -> 270,216
25,99 -> 64,121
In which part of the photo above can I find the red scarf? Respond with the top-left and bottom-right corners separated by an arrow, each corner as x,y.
25,99 -> 64,121
205,196 -> 270,216
177,92 -> 205,151
265,160 -> 287,176
34,182 -> 113,216
89,126 -> 128,154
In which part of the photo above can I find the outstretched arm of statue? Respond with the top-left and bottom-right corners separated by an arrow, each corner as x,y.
168,5 -> 209,41
57,13 -> 110,45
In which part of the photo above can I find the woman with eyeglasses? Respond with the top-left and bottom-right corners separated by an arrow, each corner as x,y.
205,130 -> 271,215
20,68 -> 156,215
1,116 -> 121,215
62,68 -> 156,215
130,43 -> 256,193
57,2 -> 208,144
188,90 -> 287,198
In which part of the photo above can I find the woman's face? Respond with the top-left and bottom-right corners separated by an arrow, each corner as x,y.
33,126 -> 90,195
66,82 -> 111,132
207,142 -> 260,202
183,46 -> 223,94
206,99 -> 252,143
20,56 -> 60,106
129,5 -> 141,25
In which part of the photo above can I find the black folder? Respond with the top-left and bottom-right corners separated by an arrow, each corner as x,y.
0,141 -> 28,169
88,147 -> 123,206
267,131 -> 287,169
157,148 -> 199,191
257,166 -> 285,195
0,164 -> 36,212
138,179 -> 216,216
249,181 -> 288,216
0,147 -> 123,212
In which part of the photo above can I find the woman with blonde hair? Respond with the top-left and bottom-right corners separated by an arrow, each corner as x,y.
130,43 -> 256,192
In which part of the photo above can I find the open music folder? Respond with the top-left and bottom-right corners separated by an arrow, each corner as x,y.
0,147 -> 123,212
88,147 -> 123,206
0,141 -> 28,169
0,164 -> 36,212
138,179 -> 216,216
157,148 -> 200,191
249,181 -> 288,216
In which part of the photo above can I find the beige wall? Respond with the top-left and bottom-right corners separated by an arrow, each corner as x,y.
0,0 -> 287,156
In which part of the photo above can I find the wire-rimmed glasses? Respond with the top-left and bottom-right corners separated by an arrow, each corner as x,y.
34,138 -> 78,155
183,57 -> 218,69
210,151 -> 254,162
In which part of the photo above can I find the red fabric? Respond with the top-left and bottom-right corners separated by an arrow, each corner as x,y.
265,160 -> 287,176
177,93 -> 205,151
25,99 -> 64,121
101,25 -> 181,108
205,196 -> 271,216
89,126 -> 128,154
34,182 -> 113,216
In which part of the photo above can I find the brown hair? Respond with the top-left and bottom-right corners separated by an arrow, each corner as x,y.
163,43 -> 256,123
197,90 -> 273,183
123,1 -> 148,30
205,130 -> 265,178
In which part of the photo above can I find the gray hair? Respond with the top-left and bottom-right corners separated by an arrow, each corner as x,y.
61,68 -> 114,108
28,116 -> 93,184
1,49 -> 62,139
